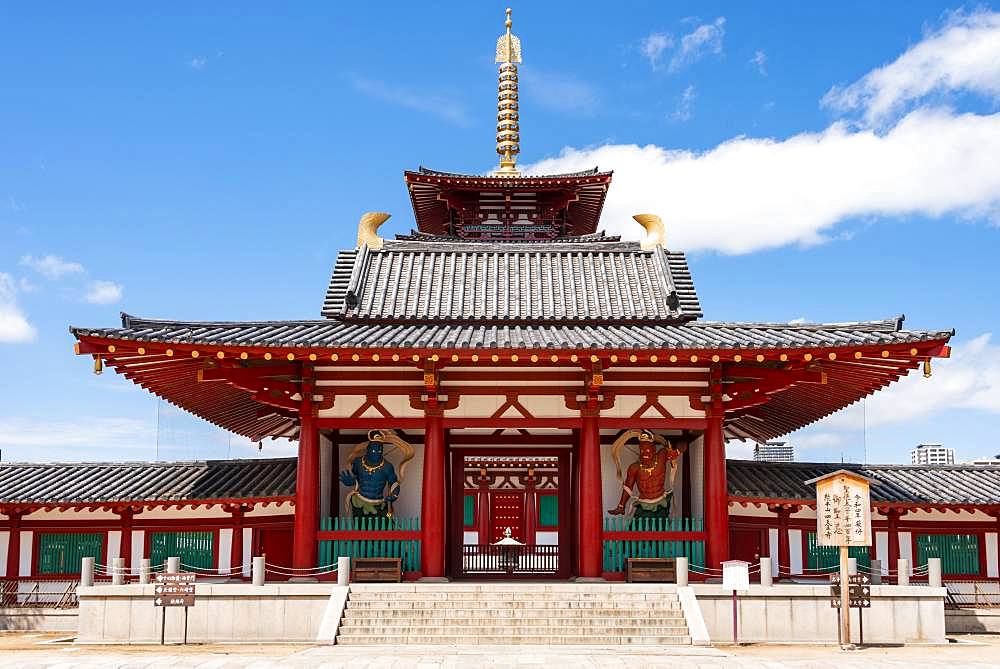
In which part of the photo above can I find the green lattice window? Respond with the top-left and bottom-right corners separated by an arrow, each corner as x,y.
463,495 -> 475,527
37,532 -> 103,575
538,495 -> 558,527
806,532 -> 871,571
917,534 -> 979,575
150,531 -> 214,570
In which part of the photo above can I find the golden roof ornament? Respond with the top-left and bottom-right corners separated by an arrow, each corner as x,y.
495,8 -> 522,177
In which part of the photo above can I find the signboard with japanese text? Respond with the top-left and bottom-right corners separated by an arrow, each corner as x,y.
153,572 -> 195,607
810,470 -> 872,547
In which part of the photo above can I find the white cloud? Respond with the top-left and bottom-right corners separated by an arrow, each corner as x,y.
19,254 -> 84,280
865,334 -> 1000,426
670,85 -> 697,121
726,439 -> 754,460
0,416 -> 154,458
84,280 -> 123,305
750,49 -> 767,76
0,273 -> 35,343
188,56 -> 207,70
526,108 -> 1000,254
521,68 -> 600,116
823,10 -> 1000,125
349,75 -> 469,126
640,32 -> 674,70
669,17 -> 725,72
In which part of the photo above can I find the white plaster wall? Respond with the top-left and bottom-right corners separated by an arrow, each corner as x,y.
788,529 -> 803,574
319,433 -> 333,520
242,528 -> 253,577
218,528 -> 233,573
22,508 -> 119,521
729,504 -> 775,518
876,531 -> 889,575
318,394 -> 365,419
245,501 -> 294,517
536,531 -> 558,545
336,432 -> 425,520
130,530 -> 145,575
0,531 -> 8,577
690,435 -> 704,519
768,528 -> 779,577
18,531 -> 32,577
986,532 -> 998,578
463,531 -> 478,545
899,531 -> 913,567
445,395 -> 506,418
136,506 -> 231,520
106,531 -> 121,566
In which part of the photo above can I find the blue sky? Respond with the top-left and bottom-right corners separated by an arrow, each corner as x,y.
1,3 -> 999,464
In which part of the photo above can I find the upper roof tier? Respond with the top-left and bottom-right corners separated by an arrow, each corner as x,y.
404,167 -> 613,240
320,237 -> 701,322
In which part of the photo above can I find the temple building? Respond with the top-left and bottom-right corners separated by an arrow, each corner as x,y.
3,10 -> 997,587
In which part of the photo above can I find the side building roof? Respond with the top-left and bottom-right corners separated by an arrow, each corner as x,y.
0,458 -> 296,510
727,459 -> 1000,509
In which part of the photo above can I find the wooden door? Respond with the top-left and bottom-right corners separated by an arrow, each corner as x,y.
730,527 -> 766,582
255,527 -> 293,577
490,492 -> 525,543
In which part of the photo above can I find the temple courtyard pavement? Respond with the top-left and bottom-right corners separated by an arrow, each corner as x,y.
2,634 -> 1000,668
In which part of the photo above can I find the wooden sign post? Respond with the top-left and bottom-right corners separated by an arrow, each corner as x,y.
154,572 -> 196,645
805,470 -> 872,650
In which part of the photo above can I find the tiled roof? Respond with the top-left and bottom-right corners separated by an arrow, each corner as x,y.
73,316 -> 947,352
321,239 -> 702,322
416,166 -> 601,179
0,458 -> 296,507
727,459 -> 1000,507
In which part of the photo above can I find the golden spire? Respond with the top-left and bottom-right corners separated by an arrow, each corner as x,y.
495,8 -> 522,177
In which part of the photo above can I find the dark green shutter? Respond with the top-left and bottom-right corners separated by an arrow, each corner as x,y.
806,532 -> 870,570
150,531 -> 214,570
37,533 -> 104,575
916,534 -> 979,575
538,495 -> 558,527
463,495 -> 475,527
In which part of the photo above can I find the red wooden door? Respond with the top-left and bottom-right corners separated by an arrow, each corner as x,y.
490,492 -> 525,543
256,527 -> 293,576
730,528 -> 765,582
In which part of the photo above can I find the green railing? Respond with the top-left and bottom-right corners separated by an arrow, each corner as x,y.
318,516 -> 421,573
602,516 -> 705,573
917,534 -> 980,575
805,532 -> 871,571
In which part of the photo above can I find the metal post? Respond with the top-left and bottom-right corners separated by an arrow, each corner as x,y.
928,557 -> 942,588
252,556 -> 265,586
676,557 -> 689,587
81,557 -> 95,587
732,590 -> 738,644
112,557 -> 126,585
897,558 -> 910,586
161,607 -> 166,645
167,556 -> 180,573
337,556 -> 351,586
839,545 -> 851,648
183,606 -> 189,645
759,557 -> 772,587
139,558 -> 152,585
870,559 -> 882,585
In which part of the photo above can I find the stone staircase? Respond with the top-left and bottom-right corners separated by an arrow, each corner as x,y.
336,583 -> 692,645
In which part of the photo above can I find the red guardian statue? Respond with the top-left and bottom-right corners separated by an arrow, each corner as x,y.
608,430 -> 688,519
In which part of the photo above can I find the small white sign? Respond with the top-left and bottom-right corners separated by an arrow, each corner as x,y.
722,560 -> 750,592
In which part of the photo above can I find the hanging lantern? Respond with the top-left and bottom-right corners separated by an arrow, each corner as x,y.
94,356 -> 103,375
923,359 -> 932,378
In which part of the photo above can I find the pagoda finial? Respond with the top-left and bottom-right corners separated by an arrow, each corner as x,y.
495,8 -> 522,177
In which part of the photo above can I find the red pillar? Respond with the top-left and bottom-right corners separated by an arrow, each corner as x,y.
704,405 -> 729,570
887,509 -> 901,577
5,512 -> 22,578
118,508 -> 133,572
230,505 -> 245,576
578,409 -> 603,578
476,469 -> 491,544
523,470 -> 537,545
421,402 -> 446,577
775,506 -> 792,579
292,372 -> 319,570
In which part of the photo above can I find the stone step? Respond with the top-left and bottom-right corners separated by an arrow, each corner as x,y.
346,592 -> 681,602
342,611 -> 686,622
341,616 -> 687,628
336,634 -> 693,645
345,600 -> 682,611
339,623 -> 691,635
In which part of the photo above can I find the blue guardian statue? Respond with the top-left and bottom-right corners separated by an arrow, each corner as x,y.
340,430 -> 414,519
